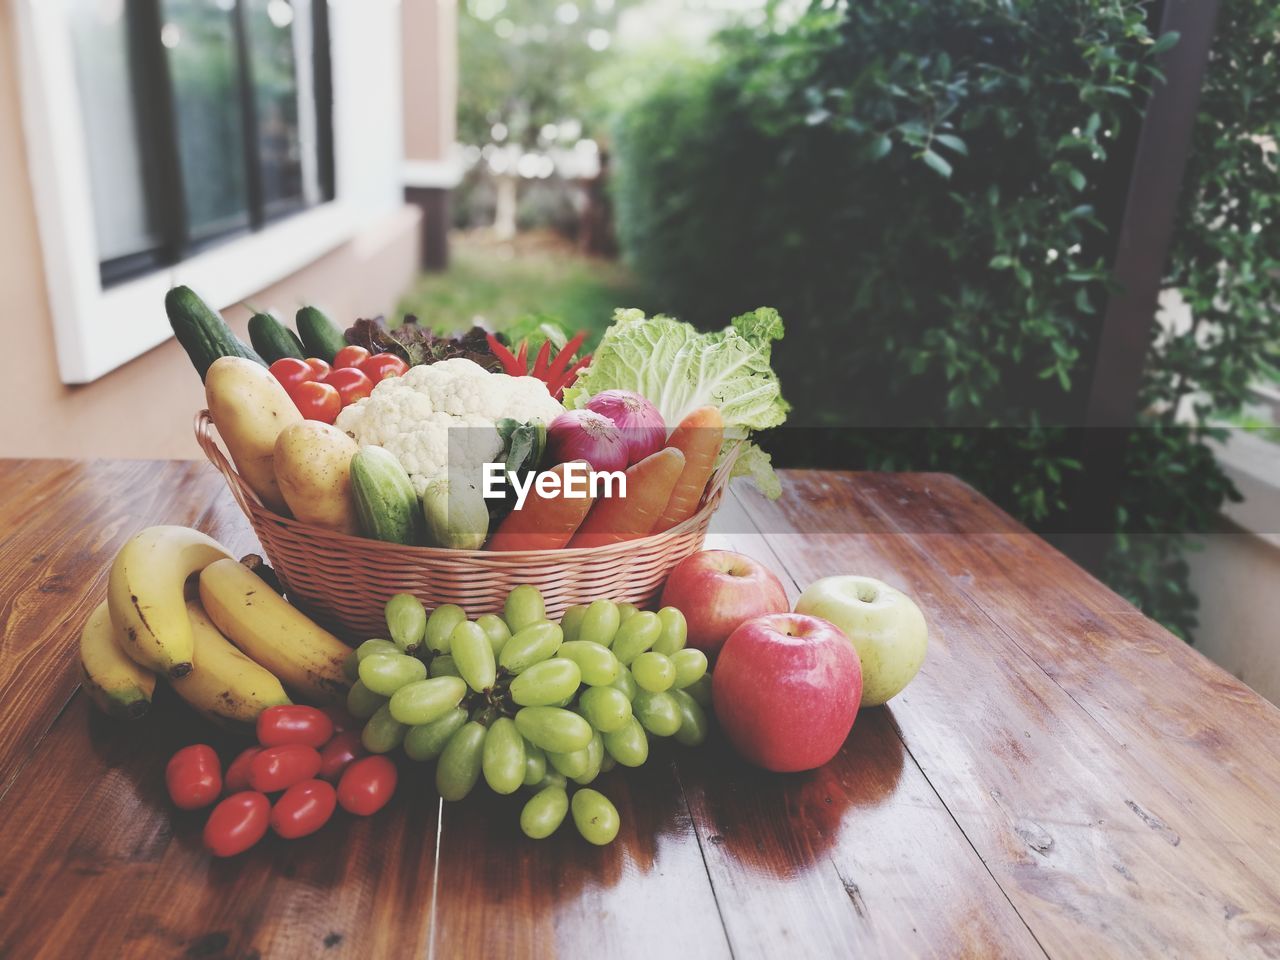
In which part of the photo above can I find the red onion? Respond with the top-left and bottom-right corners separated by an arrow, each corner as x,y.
546,410 -> 629,473
583,390 -> 666,466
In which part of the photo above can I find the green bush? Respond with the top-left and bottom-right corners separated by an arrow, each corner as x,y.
613,0 -> 1276,639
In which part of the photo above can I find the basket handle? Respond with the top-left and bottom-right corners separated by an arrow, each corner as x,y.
194,409 -> 262,516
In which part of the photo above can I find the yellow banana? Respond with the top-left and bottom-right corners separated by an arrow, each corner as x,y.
80,601 -> 157,719
198,558 -> 351,706
171,601 -> 291,728
108,526 -> 232,678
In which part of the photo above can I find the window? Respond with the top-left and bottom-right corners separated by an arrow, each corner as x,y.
67,0 -> 334,286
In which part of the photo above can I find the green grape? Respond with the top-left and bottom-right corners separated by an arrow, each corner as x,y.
571,789 -> 620,846
476,614 -> 512,656
556,641 -> 620,686
652,607 -> 688,655
385,593 -> 427,654
633,689 -> 682,737
579,599 -> 621,648
572,732 -> 605,785
356,638 -> 400,661
548,746 -> 591,779
551,694 -> 575,708
450,621 -> 497,692
600,754 -> 617,774
361,703 -> 407,754
346,679 -> 387,719
498,622 -> 563,674
611,666 -> 638,701
578,686 -> 632,733
559,604 -> 588,643
602,718 -> 649,767
523,743 -> 547,786
403,707 -> 468,761
617,602 -> 640,623
611,612 -> 662,665
482,718 -> 526,795
509,659 -> 582,706
670,648 -> 708,689
425,603 -> 466,654
436,721 -> 486,800
520,786 -> 569,839
631,652 -> 675,693
669,689 -> 709,747
530,769 -> 568,791
514,706 -> 593,753
388,676 -> 467,725
342,650 -> 359,683
504,584 -> 546,633
684,674 -> 713,709
359,652 -> 428,696
430,654 -> 461,679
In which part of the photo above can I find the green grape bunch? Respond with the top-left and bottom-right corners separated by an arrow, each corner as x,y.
346,586 -> 712,845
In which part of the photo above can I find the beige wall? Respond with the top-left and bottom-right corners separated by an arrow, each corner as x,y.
0,4 -> 424,462
402,0 -> 457,162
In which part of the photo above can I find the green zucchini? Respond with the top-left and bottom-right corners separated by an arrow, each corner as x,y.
248,312 -> 305,363
165,286 -> 265,380
351,446 -> 424,545
296,306 -> 347,363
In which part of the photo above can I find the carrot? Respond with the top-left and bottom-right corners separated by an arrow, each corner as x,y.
568,448 -> 686,549
652,406 -> 724,533
487,461 -> 595,551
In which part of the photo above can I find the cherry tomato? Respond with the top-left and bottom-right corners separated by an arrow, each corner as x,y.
290,380 -> 342,424
166,744 -> 222,810
204,791 -> 270,857
305,357 -> 331,381
224,746 -> 262,793
325,367 -> 374,407
270,357 -> 314,391
248,744 -> 322,793
256,705 -> 334,749
358,354 -> 409,383
333,345 -> 371,369
336,755 -> 398,815
318,730 -> 364,781
270,779 -> 337,839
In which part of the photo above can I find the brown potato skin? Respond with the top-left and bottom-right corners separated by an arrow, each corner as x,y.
273,421 -> 360,534
206,357 -> 302,513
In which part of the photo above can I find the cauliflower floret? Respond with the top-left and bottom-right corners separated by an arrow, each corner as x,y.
335,358 -> 564,494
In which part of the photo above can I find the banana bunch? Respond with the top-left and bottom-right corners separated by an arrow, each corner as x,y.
81,525 -> 353,724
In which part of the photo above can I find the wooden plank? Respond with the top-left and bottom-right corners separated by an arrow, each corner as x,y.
736,472 -> 1280,959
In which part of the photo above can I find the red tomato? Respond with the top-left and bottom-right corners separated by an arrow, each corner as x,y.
290,380 -> 342,424
325,367 -> 374,407
166,744 -> 222,811
337,756 -> 398,816
318,730 -> 363,781
358,354 -> 409,383
256,705 -> 334,749
270,779 -> 337,839
305,357 -> 331,381
332,345 -> 371,369
270,357 -> 314,391
248,744 -> 322,793
224,746 -> 262,793
204,791 -> 270,857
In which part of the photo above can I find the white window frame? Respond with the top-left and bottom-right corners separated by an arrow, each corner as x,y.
13,0 -> 406,384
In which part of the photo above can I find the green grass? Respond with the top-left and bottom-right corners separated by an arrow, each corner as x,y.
397,235 -> 648,347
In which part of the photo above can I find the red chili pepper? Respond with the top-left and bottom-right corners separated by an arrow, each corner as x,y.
486,333 -> 524,376
515,340 -> 528,371
532,340 -> 553,379
546,332 -> 588,383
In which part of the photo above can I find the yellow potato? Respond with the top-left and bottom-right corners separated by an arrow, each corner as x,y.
274,421 -> 360,534
205,357 -> 302,513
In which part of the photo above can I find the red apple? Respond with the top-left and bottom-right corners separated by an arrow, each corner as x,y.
660,550 -> 789,658
712,613 -> 862,772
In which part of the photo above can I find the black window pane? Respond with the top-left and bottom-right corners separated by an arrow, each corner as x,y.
161,0 -> 250,240
244,0 -> 308,213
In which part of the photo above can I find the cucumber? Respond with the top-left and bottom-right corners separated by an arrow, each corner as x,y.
296,306 -> 347,363
248,312 -> 305,363
166,286 -> 266,380
351,446 -> 424,545
421,478 -> 489,550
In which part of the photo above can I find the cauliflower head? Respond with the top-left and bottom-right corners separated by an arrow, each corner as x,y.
335,358 -> 564,494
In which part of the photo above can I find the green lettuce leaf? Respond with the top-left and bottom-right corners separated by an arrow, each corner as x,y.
565,307 -> 788,496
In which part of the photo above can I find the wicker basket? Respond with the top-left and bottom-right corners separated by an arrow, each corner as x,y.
195,410 -> 731,638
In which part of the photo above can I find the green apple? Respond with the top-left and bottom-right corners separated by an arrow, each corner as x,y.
794,576 -> 928,706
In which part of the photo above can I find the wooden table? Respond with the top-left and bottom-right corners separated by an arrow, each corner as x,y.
1,459 -> 1278,959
